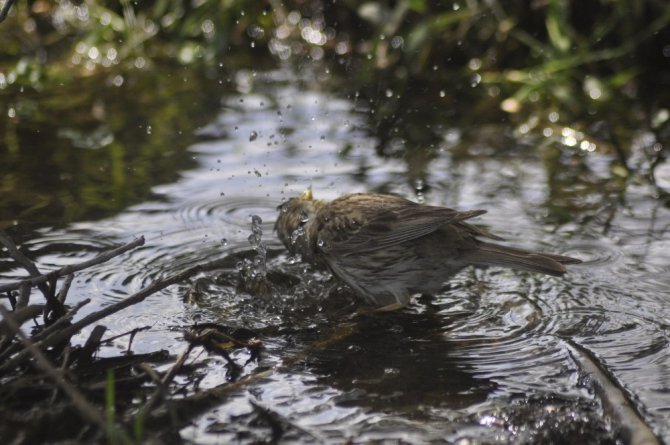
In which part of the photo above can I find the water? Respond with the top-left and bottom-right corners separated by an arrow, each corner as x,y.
2,69 -> 669,443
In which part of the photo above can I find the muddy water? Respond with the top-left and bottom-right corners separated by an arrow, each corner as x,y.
3,70 -> 670,443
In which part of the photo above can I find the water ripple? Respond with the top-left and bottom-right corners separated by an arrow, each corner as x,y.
174,196 -> 278,229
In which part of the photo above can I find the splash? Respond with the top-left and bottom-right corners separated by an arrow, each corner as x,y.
237,214 -> 271,296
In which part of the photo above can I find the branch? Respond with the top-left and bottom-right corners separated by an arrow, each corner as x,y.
0,236 -> 145,293
0,231 -> 42,278
0,265 -> 201,373
0,298 -> 90,362
0,230 -> 50,300
0,0 -> 17,24
0,305 -> 110,431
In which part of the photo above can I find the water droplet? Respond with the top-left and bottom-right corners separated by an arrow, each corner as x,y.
290,227 -> 305,244
221,238 -> 228,246
249,131 -> 258,141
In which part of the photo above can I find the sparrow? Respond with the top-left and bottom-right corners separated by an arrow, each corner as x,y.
275,189 -> 581,308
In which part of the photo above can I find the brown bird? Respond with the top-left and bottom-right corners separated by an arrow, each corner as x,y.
275,189 -> 581,308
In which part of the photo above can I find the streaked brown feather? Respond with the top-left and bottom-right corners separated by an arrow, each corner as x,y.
275,191 -> 582,307
318,194 -> 489,254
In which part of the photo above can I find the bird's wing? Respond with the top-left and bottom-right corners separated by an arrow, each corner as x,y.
322,204 -> 488,254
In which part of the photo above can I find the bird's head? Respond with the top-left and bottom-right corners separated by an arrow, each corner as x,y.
275,188 -> 320,255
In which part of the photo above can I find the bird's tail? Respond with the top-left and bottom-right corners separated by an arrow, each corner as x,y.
465,242 -> 582,276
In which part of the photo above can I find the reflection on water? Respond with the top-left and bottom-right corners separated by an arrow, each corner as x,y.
2,70 -> 670,443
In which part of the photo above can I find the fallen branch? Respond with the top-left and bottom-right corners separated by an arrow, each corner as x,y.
0,236 -> 145,293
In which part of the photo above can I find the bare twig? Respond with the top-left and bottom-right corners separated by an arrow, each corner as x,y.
1,304 -> 43,330
0,265 -> 201,373
0,306 -> 110,431
79,325 -> 108,365
32,298 -> 91,340
0,304 -> 43,352
0,0 -> 17,23
0,231 -> 42,279
57,274 -> 75,304
99,326 -> 151,350
148,322 -> 361,427
137,363 -> 163,385
141,344 -> 195,416
50,345 -> 73,404
0,298 -> 91,364
17,282 -> 31,309
0,230 -> 50,299
0,236 -> 145,293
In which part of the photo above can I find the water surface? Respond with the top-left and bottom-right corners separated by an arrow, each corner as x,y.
2,69 -> 669,443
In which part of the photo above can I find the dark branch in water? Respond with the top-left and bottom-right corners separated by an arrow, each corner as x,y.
0,0 -> 17,24
564,339 -> 660,445
0,235 -> 146,293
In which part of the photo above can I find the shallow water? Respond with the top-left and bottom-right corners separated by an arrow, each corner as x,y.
2,69 -> 670,443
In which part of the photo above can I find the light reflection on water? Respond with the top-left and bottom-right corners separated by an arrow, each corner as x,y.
2,70 -> 670,443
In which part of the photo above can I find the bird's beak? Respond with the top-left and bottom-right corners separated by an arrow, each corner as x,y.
300,187 -> 313,201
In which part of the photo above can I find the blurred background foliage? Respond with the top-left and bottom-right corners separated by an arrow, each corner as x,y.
1,0 -> 669,230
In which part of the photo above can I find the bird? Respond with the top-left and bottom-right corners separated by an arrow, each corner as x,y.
275,189 -> 581,308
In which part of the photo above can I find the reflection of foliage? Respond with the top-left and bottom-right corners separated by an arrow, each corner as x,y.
0,67 -> 227,230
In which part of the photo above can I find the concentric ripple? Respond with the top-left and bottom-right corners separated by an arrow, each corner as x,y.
174,196 -> 279,229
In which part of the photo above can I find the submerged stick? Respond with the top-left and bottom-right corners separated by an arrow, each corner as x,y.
0,236 -> 146,293
564,340 -> 659,445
